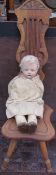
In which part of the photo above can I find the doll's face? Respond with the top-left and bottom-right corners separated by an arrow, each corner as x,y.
21,61 -> 38,79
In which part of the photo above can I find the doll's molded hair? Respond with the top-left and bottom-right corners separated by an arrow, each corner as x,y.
20,55 -> 40,70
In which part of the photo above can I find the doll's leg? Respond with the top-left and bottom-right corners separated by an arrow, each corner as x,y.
15,115 -> 28,133
28,115 -> 37,125
28,115 -> 37,133
15,115 -> 27,126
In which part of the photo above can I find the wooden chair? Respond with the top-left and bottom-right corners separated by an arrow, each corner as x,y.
1,0 -> 55,172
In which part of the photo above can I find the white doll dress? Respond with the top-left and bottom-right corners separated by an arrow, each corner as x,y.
6,74 -> 44,118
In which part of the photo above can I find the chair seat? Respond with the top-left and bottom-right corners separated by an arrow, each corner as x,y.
1,105 -> 55,141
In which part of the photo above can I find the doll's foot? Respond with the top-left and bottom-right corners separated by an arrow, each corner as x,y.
28,115 -> 37,133
18,123 -> 28,133
28,122 -> 37,133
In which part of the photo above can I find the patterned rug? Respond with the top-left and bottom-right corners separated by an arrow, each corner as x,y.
0,128 -> 56,174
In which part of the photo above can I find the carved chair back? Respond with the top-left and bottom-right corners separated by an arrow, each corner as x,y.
15,0 -> 52,80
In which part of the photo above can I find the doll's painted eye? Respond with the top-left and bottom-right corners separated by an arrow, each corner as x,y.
31,69 -> 35,71
25,69 -> 28,71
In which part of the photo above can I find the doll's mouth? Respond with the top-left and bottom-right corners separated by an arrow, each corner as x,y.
27,75 -> 32,78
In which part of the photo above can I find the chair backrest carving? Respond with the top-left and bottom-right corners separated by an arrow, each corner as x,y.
15,0 -> 52,79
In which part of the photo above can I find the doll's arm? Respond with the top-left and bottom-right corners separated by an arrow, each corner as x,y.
36,76 -> 44,97
8,76 -> 18,95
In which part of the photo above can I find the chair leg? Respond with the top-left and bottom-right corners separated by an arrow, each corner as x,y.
1,139 -> 17,171
34,142 -> 38,160
39,141 -> 52,173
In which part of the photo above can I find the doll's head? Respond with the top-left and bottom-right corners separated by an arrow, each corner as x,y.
19,55 -> 40,79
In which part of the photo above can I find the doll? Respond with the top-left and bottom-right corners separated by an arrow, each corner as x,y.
6,55 -> 44,133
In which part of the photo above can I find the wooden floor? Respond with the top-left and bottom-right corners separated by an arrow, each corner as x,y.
0,36 -> 56,173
